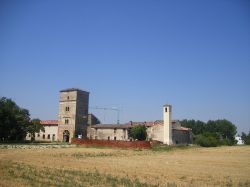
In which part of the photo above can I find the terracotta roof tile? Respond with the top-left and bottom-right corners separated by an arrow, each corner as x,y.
40,120 -> 58,125
91,124 -> 129,129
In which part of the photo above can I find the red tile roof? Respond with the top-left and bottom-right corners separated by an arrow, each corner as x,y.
91,124 -> 129,129
40,120 -> 58,125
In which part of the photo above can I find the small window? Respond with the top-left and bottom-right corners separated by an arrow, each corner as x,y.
28,134 -> 31,137
114,128 -> 117,133
47,134 -> 50,139
65,119 -> 69,124
43,134 -> 45,139
114,136 -> 116,140
65,107 -> 70,111
108,136 -> 110,140
67,96 -> 69,100
165,108 -> 168,112
37,133 -> 40,137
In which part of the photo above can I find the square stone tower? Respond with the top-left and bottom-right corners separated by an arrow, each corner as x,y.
58,88 -> 89,142
163,104 -> 173,145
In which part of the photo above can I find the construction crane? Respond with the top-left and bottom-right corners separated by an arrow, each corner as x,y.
90,106 -> 120,124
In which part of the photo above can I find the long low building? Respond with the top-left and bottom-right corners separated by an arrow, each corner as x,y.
88,120 -> 192,144
26,120 -> 58,142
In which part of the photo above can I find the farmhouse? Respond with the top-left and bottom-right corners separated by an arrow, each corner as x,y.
26,88 -> 192,144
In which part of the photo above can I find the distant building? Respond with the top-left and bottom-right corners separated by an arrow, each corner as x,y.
26,88 -> 193,144
26,120 -> 58,142
235,136 -> 244,145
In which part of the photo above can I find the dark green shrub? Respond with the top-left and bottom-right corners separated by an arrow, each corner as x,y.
195,133 -> 219,147
130,125 -> 147,141
220,138 -> 234,146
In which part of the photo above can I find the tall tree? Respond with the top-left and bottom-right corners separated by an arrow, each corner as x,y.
0,97 -> 30,141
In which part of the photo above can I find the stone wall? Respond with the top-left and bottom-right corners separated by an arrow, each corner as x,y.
58,91 -> 77,141
147,124 -> 164,142
172,129 -> 192,144
58,89 -> 89,142
87,127 -> 128,140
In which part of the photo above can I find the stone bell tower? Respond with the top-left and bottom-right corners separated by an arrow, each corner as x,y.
58,88 -> 89,142
163,104 -> 173,145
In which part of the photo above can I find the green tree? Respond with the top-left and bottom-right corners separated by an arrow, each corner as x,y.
181,119 -> 205,134
241,132 -> 250,145
0,97 -> 30,141
130,125 -> 147,141
26,119 -> 45,142
214,119 -> 237,142
181,118 -> 237,146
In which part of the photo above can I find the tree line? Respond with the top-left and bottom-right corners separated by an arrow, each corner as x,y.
180,119 -> 246,146
0,97 -> 44,142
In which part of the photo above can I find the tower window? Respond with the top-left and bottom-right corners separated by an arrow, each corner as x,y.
67,96 -> 69,100
114,128 -> 117,133
65,119 -> 69,124
47,134 -> 50,139
165,108 -> 168,112
65,107 -> 70,111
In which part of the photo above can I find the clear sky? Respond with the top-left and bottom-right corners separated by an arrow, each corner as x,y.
0,0 -> 249,133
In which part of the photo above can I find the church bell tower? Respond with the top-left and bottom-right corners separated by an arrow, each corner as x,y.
163,104 -> 173,145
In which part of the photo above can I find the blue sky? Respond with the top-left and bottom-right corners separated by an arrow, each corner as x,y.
0,0 -> 249,133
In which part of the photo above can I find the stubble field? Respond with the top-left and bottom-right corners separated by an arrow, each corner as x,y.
0,145 -> 249,187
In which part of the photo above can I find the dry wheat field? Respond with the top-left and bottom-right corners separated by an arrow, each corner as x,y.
0,144 -> 249,187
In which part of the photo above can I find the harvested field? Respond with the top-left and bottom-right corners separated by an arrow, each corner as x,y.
0,145 -> 249,187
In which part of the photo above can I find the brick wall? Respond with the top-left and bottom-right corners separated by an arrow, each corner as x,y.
71,138 -> 151,148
